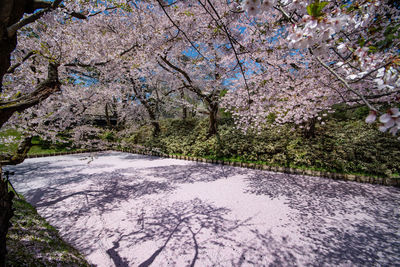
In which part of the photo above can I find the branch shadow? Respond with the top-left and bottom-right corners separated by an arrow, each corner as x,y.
137,162 -> 247,184
101,198 -> 304,266
245,170 -> 400,266
8,152 -> 400,266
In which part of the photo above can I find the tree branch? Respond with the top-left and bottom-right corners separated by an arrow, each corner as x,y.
0,62 -> 61,128
159,55 -> 193,84
33,0 -> 53,9
0,135 -> 32,166
6,51 -> 36,74
203,0 -> 251,106
156,0 -> 207,60
314,56 -> 377,112
6,0 -> 63,38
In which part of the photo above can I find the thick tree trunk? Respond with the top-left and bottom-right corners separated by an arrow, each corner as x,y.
0,169 -> 14,267
0,2 -> 61,264
151,121 -> 161,137
141,99 -> 160,137
207,103 -> 218,137
0,136 -> 31,266
0,35 -> 17,93
105,103 -> 111,128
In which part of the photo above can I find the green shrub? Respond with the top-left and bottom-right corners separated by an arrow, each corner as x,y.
121,117 -> 400,177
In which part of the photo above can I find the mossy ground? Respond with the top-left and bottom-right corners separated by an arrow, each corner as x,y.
6,196 -> 90,266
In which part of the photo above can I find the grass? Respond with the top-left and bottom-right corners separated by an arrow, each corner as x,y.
27,145 -> 73,155
0,129 -> 77,155
6,195 -> 90,266
0,129 -> 22,153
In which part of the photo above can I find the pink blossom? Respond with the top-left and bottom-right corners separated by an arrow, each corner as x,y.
365,111 -> 376,124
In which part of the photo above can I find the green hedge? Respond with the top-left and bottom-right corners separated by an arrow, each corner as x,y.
123,117 -> 400,178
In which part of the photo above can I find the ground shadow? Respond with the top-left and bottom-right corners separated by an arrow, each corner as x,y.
6,153 -> 400,266
245,170 -> 400,266
95,198 -> 305,266
137,162 -> 247,184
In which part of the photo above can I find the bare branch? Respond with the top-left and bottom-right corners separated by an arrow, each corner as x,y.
33,0 -> 53,9
156,0 -> 207,60
6,51 -> 36,74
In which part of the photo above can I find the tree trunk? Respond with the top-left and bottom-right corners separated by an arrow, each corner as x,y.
141,100 -> 160,137
303,118 -> 317,139
0,34 -> 17,93
180,90 -> 187,120
0,168 -> 15,267
0,136 -> 31,266
207,103 -> 218,137
151,121 -> 161,137
105,103 -> 111,128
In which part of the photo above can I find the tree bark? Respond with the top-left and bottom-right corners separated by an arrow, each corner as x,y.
180,90 -> 187,120
207,102 -> 218,137
0,169 -> 14,267
0,135 -> 32,266
105,103 -> 111,128
0,1 -> 62,264
303,118 -> 317,139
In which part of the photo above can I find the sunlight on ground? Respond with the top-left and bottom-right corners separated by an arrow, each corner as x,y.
6,151 -> 400,266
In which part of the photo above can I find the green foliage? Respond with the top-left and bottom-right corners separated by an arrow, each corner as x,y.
100,130 -> 116,142
125,116 -> 400,178
125,124 -> 155,145
307,0 -> 329,17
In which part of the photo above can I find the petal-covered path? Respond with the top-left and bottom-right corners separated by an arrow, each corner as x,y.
6,151 -> 400,266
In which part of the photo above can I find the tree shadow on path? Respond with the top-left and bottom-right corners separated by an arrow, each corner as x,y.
245,170 -> 400,266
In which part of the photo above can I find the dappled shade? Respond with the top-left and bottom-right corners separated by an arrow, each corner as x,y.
6,152 -> 400,266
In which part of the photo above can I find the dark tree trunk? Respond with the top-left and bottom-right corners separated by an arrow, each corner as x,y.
151,121 -> 161,137
180,90 -> 187,120
143,102 -> 160,137
105,103 -> 111,128
303,118 -> 317,139
0,169 -> 14,267
0,136 -> 32,266
207,103 -> 218,137
0,35 -> 17,93
182,106 -> 187,120
0,2 -> 62,264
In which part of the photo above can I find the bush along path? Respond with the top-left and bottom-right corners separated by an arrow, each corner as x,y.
117,118 -> 400,187
8,147 -> 400,187
113,147 -> 400,187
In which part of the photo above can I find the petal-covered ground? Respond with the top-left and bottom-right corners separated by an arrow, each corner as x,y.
6,151 -> 400,266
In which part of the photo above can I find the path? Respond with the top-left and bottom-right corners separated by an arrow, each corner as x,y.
6,151 -> 400,266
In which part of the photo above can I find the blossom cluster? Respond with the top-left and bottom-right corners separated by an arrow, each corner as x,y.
241,0 -> 276,16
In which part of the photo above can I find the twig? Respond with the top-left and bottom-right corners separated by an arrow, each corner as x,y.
315,55 -> 377,112
156,0 -> 208,60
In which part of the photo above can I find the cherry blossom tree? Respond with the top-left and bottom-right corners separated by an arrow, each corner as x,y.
0,1 -> 135,263
222,0 -> 399,135
1,0 -> 399,264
